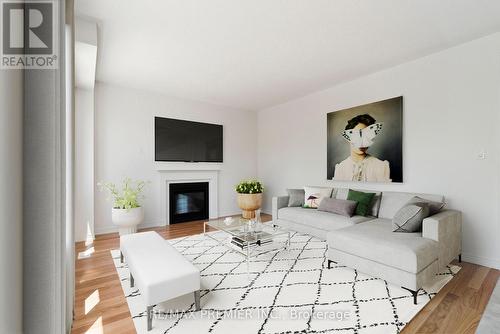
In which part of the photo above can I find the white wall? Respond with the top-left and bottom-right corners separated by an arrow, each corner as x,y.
74,16 -> 97,242
0,69 -> 23,334
94,83 -> 257,234
75,88 -> 95,241
65,2 -> 76,329
257,33 -> 500,269
75,17 -> 97,90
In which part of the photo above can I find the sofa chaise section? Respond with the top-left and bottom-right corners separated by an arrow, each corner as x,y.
327,191 -> 462,304
327,218 -> 439,303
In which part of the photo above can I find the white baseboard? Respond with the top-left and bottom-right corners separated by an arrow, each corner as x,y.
93,213 -> 243,236
461,253 -> 500,270
94,220 -> 164,236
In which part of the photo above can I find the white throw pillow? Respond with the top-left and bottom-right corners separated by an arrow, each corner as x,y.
303,186 -> 334,208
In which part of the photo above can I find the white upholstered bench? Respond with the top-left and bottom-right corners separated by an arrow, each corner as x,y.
120,231 -> 201,331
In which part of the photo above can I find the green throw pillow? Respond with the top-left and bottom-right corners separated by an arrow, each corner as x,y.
347,189 -> 376,216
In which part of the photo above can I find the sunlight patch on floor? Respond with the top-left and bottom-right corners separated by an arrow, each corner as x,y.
85,316 -> 103,334
85,290 -> 100,315
85,220 -> 95,246
78,247 -> 95,259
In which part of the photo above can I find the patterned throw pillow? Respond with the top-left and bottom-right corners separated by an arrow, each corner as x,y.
392,203 -> 430,232
303,186 -> 333,209
286,189 -> 305,207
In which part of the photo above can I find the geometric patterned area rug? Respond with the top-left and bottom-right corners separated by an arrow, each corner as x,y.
111,231 -> 460,334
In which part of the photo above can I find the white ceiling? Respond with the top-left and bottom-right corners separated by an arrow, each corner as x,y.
75,0 -> 500,111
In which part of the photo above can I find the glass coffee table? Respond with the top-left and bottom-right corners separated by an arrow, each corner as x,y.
203,216 -> 291,275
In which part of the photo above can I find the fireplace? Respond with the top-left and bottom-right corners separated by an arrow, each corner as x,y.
169,182 -> 209,224
158,169 -> 219,225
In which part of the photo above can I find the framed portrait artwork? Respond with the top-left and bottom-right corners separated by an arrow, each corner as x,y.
327,96 -> 403,183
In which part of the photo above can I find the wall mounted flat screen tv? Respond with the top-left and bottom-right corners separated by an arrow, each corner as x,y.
155,117 -> 223,162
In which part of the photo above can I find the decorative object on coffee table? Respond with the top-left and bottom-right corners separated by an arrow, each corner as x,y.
98,178 -> 148,235
235,180 -> 263,218
203,215 -> 290,275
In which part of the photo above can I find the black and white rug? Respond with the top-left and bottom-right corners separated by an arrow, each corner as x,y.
111,231 -> 460,334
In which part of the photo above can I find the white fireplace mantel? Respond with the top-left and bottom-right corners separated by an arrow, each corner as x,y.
154,162 -> 223,171
158,169 -> 219,225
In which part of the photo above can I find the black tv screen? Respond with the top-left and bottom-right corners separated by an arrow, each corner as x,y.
155,117 -> 223,162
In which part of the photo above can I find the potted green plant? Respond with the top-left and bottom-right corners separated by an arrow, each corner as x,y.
235,180 -> 264,219
98,178 -> 148,235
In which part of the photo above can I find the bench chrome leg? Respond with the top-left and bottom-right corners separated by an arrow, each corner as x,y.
147,305 -> 153,331
130,273 -> 134,288
120,251 -> 124,263
194,290 -> 201,311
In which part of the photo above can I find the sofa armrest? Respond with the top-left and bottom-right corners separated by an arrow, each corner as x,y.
272,196 -> 289,222
422,210 -> 462,271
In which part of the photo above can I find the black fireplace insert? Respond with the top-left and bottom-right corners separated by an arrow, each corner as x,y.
169,182 -> 209,224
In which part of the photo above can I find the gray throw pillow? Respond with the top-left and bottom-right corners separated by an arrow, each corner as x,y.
286,188 -> 305,207
392,203 -> 430,233
317,198 -> 358,217
406,196 -> 445,216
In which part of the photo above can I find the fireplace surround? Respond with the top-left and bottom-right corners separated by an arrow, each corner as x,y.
157,167 -> 219,225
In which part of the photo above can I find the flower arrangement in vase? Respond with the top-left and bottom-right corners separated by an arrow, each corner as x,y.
235,180 -> 264,219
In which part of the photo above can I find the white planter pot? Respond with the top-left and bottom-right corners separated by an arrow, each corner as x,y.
112,207 -> 144,236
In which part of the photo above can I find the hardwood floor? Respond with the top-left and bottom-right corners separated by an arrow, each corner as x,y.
72,215 -> 499,334
72,217 -> 229,334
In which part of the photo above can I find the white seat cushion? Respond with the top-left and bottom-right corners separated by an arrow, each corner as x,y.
327,219 -> 438,274
278,207 -> 371,231
121,231 -> 200,306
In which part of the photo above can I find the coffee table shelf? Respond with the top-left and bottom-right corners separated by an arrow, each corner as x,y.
203,216 -> 291,274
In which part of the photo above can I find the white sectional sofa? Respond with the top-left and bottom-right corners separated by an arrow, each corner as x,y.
272,188 -> 462,304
